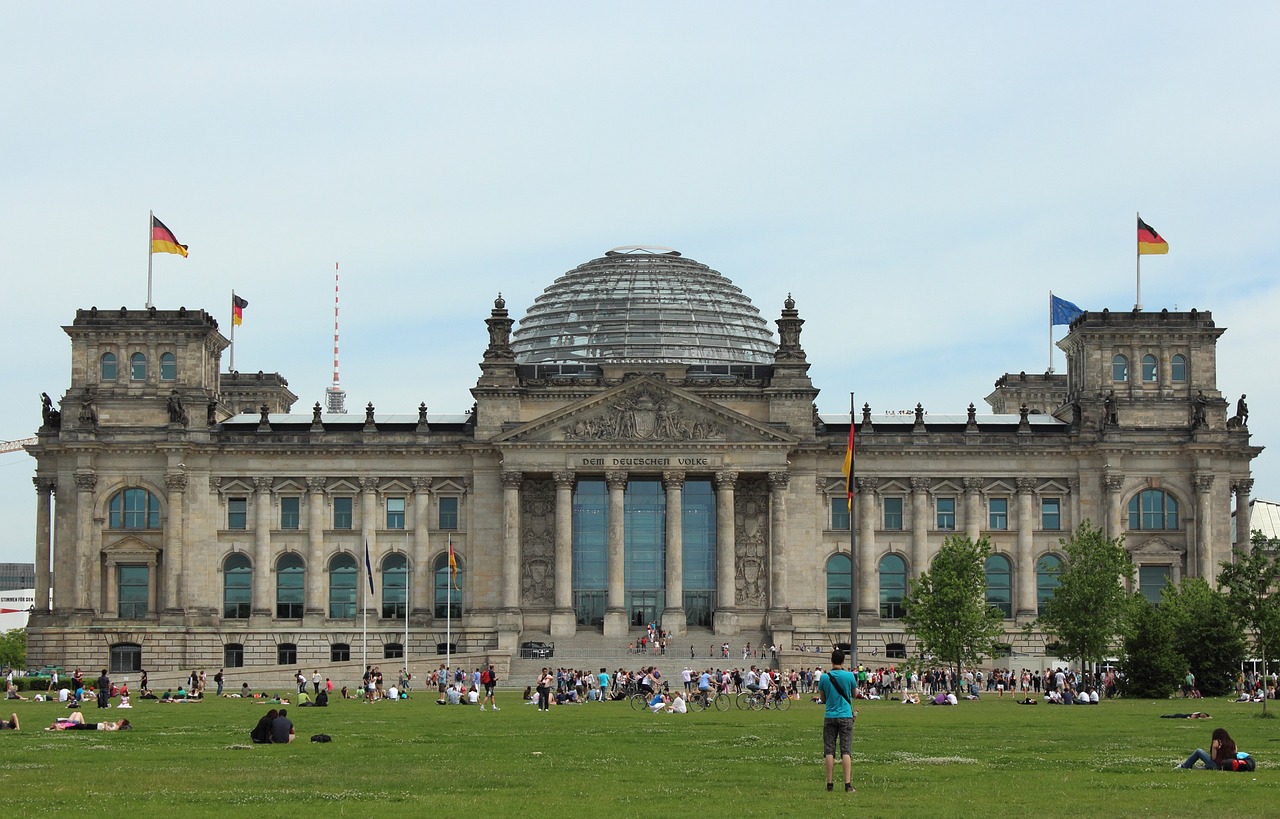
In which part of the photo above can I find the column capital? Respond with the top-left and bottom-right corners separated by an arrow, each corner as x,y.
1103,473 -> 1125,493
1016,477 -> 1037,494
412,476 -> 432,492
605,471 -> 627,490
254,476 -> 273,492
1232,478 -> 1255,496
165,472 -> 188,492
714,470 -> 738,489
1193,474 -> 1216,494
855,476 -> 877,493
33,476 -> 57,494
74,471 -> 97,492
501,470 -> 524,489
360,476 -> 379,491
662,470 -> 686,489
963,477 -> 983,493
306,476 -> 327,493
552,471 -> 575,488
909,476 -> 930,492
767,471 -> 790,490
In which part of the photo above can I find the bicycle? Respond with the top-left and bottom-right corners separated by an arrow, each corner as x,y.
735,688 -> 768,711
689,688 -> 731,712
629,681 -> 669,711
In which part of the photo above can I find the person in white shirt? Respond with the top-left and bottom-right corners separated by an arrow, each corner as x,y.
668,694 -> 687,714
467,687 -> 479,705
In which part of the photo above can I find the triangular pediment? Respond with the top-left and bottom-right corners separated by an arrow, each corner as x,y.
492,376 -> 798,445
103,535 -> 160,559
1130,535 -> 1184,558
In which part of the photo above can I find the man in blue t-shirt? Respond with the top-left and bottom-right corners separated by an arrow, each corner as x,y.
817,649 -> 857,793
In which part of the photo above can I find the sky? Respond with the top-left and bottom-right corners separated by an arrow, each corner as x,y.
2,3 -> 1278,565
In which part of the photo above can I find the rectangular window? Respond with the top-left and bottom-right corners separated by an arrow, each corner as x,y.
936,497 -> 956,530
228,497 -> 248,530
988,498 -> 1008,530
280,496 -> 300,530
277,643 -> 297,665
830,496 -> 850,530
439,496 -> 459,530
386,497 -> 406,529
1041,498 -> 1061,531
883,497 -> 904,530
1139,565 -> 1171,606
118,565 -> 149,618
224,644 -> 244,668
333,496 -> 353,530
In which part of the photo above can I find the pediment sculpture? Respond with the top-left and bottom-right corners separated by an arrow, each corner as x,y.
561,388 -> 725,442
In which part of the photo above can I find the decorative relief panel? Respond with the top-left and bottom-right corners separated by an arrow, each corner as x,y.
561,387 -> 726,442
734,475 -> 769,608
520,477 -> 555,607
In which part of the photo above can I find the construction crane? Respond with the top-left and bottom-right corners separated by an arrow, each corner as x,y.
0,437 -> 37,455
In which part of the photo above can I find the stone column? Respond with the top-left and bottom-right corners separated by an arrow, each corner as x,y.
603,470 -> 628,636
713,471 -> 738,634
910,477 -> 930,578
1195,474 -> 1215,581
1015,478 -> 1037,617
73,471 -> 97,612
1103,472 -> 1125,542
305,477 -> 326,616
163,471 -> 187,614
662,470 -> 686,635
963,478 -> 983,542
33,477 -> 54,613
550,471 -> 576,636
1233,478 -> 1254,552
501,470 -> 523,611
411,477 -> 432,616
856,476 -> 877,617
768,471 -> 790,610
361,477 -> 379,616
252,476 -> 273,617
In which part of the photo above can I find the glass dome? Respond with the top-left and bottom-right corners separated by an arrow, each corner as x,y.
511,247 -> 777,365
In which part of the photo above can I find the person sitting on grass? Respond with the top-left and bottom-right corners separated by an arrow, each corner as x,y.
314,689 -> 329,707
0,712 -> 19,730
270,708 -> 294,744
250,709 -> 278,743
47,713 -> 130,731
649,691 -> 669,713
667,693 -> 687,714
1178,727 -> 1235,769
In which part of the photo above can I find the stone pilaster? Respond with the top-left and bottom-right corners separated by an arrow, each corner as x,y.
856,476 -> 877,617
163,471 -> 188,614
1194,474 -> 1215,582
33,477 -> 54,614
411,477 -> 432,616
910,477 -> 930,579
361,476 -> 379,615
252,476 -> 273,617
550,471 -> 576,637
713,471 -> 738,634
603,471 -> 628,637
963,477 -> 983,542
1103,472 -> 1125,542
662,470 -> 686,635
1015,477 -> 1037,617
767,471 -> 790,610
305,477 -> 326,616
1233,478 -> 1254,552
73,471 -> 97,613
501,471 -> 523,611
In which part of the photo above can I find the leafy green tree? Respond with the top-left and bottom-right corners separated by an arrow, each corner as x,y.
1159,577 -> 1244,697
1218,530 -> 1280,716
1033,520 -> 1135,671
0,628 -> 26,672
1119,596 -> 1183,698
902,534 -> 1006,690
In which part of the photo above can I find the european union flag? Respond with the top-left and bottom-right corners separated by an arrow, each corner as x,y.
1051,295 -> 1084,326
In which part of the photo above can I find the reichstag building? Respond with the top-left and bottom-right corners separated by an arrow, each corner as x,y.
26,246 -> 1261,672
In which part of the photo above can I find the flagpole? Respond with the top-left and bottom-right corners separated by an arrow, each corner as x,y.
1135,212 -> 1143,311
229,290 -> 236,371
446,533 -> 452,689
146,210 -> 154,309
362,540 -> 368,681
404,530 -> 410,686
1047,291 -> 1054,373
849,391 -> 858,667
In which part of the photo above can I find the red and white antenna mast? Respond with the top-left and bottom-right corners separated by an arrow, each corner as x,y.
325,262 -> 348,414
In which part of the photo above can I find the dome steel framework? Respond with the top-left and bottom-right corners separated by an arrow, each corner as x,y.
511,247 -> 777,366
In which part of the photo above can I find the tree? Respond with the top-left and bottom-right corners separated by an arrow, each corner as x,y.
1218,530 -> 1280,716
902,534 -> 1006,690
1033,520 -> 1135,671
1159,578 -> 1245,697
0,628 -> 26,672
1119,596 -> 1183,698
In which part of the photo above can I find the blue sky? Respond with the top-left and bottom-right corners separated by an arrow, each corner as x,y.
2,3 -> 1278,564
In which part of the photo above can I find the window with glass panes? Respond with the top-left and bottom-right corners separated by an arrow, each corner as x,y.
280,496 -> 300,530
109,488 -> 160,530
329,554 -> 357,619
1036,554 -> 1062,614
879,553 -> 907,618
988,498 -> 1008,530
830,496 -> 850,530
228,497 -> 247,530
1041,498 -> 1061,530
1139,565 -> 1171,605
826,553 -> 852,618
439,496 -> 459,530
883,497 -> 903,530
118,565 -> 149,618
381,553 -> 407,618
386,497 -> 405,529
275,553 -> 304,618
936,497 -> 956,529
223,553 -> 251,618
1128,490 -> 1178,530
984,555 -> 1012,617
333,496 -> 353,529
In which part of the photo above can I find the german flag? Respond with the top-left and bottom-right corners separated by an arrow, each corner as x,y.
841,422 -> 855,512
151,215 -> 188,257
232,294 -> 248,326
1138,217 -> 1168,255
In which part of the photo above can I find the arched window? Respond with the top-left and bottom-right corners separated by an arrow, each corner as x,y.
160,352 -> 177,381
223,553 -> 251,618
130,352 -> 147,381
434,552 -> 462,618
1141,354 -> 1158,382
1112,354 -> 1128,383
1037,554 -> 1062,614
985,554 -> 1012,618
1171,354 -> 1188,382
108,488 -> 161,529
381,553 -> 408,619
879,553 -> 907,619
101,352 -> 118,380
275,553 -> 304,619
826,553 -> 852,619
328,553 -> 357,619
1128,489 -> 1179,530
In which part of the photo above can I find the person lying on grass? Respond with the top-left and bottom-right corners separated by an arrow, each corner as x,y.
0,712 -> 18,730
47,713 -> 131,731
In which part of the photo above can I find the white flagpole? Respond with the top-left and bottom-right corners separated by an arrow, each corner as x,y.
229,290 -> 236,371
446,533 -> 452,688
146,210 -> 154,309
362,541 -> 368,681
404,530 -> 410,685
1048,290 -> 1054,373
1135,212 -> 1143,311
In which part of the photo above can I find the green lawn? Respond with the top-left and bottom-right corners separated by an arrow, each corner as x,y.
1,691 -> 1276,816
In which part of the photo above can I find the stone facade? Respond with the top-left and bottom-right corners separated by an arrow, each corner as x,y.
25,269 -> 1261,673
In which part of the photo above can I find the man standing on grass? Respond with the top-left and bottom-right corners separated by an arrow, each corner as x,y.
818,649 -> 857,794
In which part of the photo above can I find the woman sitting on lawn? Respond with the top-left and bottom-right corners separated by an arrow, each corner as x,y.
1179,727 -> 1235,769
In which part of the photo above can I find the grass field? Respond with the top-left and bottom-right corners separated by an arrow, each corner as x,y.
1,690 -> 1276,816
